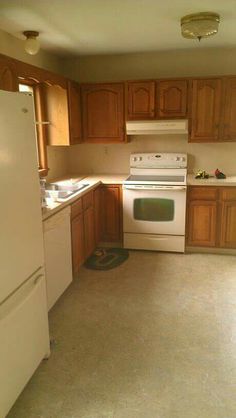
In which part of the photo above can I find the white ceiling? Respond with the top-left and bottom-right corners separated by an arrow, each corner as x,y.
0,0 -> 235,56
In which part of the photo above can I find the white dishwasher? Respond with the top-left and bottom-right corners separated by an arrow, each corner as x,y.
43,206 -> 73,311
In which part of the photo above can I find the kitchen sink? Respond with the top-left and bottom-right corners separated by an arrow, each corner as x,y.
45,182 -> 89,202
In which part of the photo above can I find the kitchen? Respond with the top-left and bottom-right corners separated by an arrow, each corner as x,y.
0,1 -> 236,417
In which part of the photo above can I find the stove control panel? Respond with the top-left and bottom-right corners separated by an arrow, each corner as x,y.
130,153 -> 187,168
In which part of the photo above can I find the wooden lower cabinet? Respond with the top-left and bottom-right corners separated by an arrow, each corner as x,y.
71,185 -> 123,274
220,201 -> 236,248
187,200 -> 217,247
71,213 -> 84,274
83,206 -> 95,259
71,191 -> 95,275
100,185 -> 122,242
187,186 -> 236,249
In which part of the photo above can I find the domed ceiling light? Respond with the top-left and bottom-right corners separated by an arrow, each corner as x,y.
181,12 -> 220,41
23,31 -> 40,55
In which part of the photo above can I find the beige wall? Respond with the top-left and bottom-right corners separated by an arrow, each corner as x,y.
64,47 -> 236,82
65,47 -> 236,177
0,29 -> 70,179
0,29 -> 65,73
68,137 -> 236,176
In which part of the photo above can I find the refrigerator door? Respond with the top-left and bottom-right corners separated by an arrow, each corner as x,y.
0,90 -> 44,304
0,269 -> 50,418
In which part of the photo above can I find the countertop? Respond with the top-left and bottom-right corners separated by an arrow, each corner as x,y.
42,174 -> 128,221
42,172 -> 236,221
187,174 -> 236,186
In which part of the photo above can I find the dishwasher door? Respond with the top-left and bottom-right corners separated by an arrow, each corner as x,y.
43,207 -> 73,311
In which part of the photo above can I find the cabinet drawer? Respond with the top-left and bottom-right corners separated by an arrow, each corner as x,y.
82,191 -> 94,210
220,187 -> 236,201
188,187 -> 218,201
71,198 -> 83,219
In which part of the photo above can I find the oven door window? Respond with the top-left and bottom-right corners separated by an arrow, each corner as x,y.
133,198 -> 174,222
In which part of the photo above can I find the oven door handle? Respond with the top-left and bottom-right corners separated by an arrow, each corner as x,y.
123,185 -> 187,191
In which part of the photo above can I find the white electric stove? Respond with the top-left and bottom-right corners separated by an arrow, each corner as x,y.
123,153 -> 187,253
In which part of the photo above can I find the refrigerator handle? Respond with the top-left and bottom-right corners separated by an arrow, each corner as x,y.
0,274 -> 45,321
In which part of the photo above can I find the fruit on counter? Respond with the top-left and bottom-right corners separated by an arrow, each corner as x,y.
215,168 -> 226,179
195,170 -> 209,179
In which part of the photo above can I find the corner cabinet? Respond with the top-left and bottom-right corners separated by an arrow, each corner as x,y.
190,78 -> 222,142
71,191 -> 95,275
0,56 -> 18,91
187,186 -> 236,249
127,81 -> 155,120
94,185 -> 123,243
157,80 -> 188,118
81,83 -> 126,143
100,185 -> 123,242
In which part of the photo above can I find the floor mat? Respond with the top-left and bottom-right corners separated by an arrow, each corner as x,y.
85,248 -> 129,270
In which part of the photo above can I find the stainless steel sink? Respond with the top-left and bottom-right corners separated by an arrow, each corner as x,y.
45,182 -> 89,202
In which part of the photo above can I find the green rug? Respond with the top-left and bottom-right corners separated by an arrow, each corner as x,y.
85,248 -> 129,270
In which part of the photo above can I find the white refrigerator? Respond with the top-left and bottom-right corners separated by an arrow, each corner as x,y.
0,90 -> 50,417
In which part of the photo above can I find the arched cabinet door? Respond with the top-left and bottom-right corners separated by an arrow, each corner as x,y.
190,78 -> 222,142
127,81 -> 155,119
157,80 -> 188,118
81,83 -> 125,143
0,56 -> 18,91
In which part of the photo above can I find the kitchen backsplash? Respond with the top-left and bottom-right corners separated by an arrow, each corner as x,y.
68,135 -> 236,176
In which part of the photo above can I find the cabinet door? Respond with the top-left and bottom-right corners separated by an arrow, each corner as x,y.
84,206 -> 95,259
190,79 -> 222,142
67,81 -> 82,144
81,83 -> 125,143
0,56 -> 18,92
187,200 -> 217,247
100,186 -> 122,242
127,81 -> 155,119
43,84 -> 70,145
219,188 -> 236,248
221,77 -> 236,141
94,187 -> 101,245
157,80 -> 188,118
71,213 -> 84,275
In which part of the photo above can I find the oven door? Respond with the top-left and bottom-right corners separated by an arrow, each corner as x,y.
123,185 -> 186,235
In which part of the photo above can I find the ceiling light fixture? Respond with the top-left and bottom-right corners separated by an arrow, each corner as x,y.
181,12 -> 220,42
23,31 -> 40,55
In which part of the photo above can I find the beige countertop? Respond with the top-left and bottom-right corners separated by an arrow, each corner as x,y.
42,173 -> 128,221
187,174 -> 236,186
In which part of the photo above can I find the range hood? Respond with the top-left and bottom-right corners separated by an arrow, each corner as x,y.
126,120 -> 188,135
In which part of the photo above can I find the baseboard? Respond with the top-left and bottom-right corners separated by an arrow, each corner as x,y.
185,246 -> 236,256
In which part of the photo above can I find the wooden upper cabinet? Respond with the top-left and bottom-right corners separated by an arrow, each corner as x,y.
157,80 -> 188,118
127,81 -> 155,119
43,83 -> 70,146
0,56 -> 18,92
221,77 -> 236,141
81,83 -> 125,143
190,78 -> 222,142
67,81 -> 82,145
